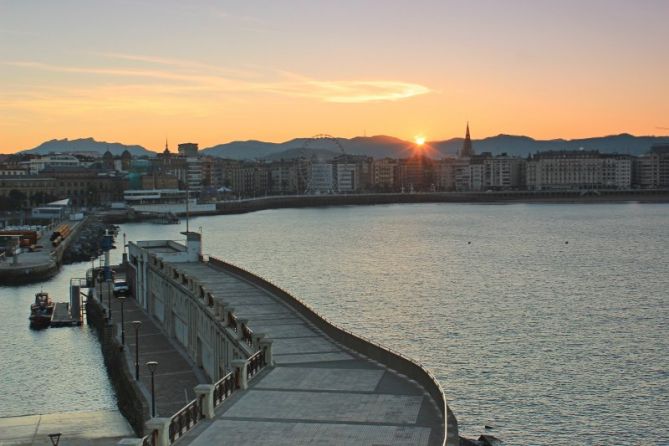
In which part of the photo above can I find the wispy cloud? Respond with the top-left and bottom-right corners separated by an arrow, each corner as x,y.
3,55 -> 432,108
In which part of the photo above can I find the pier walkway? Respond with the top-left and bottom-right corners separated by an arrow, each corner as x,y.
100,284 -> 206,417
163,260 -> 448,446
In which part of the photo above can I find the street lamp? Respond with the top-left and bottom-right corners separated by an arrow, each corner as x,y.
147,361 -> 159,418
90,256 -> 96,289
132,320 -> 141,380
107,278 -> 112,321
48,433 -> 61,445
117,295 -> 127,345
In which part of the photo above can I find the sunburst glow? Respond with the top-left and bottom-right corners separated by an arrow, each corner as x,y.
415,136 -> 426,146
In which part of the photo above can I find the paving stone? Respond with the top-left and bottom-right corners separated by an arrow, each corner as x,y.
188,420 -> 431,446
222,390 -> 424,424
255,367 -> 384,392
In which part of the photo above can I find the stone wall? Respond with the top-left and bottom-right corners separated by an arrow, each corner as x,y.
87,295 -> 149,436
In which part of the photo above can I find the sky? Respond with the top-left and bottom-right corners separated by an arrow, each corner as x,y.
1,0 -> 668,153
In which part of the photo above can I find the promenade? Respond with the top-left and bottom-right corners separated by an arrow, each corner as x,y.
91,233 -> 459,445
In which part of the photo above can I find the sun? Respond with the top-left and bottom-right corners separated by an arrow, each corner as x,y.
414,135 -> 426,146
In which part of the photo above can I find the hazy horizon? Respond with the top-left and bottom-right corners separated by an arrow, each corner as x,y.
1,0 -> 668,153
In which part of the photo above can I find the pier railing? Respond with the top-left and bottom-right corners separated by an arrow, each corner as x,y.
213,371 -> 236,407
168,398 -> 203,443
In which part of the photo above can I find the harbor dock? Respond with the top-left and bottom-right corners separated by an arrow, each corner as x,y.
0,218 -> 86,285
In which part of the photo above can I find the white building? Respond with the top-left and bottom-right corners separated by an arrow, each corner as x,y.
526,151 -> 632,190
123,189 -> 215,213
21,154 -> 80,174
307,163 -> 333,194
335,163 -> 357,193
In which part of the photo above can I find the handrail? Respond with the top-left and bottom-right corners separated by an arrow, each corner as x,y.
247,349 -> 266,380
213,371 -> 236,407
141,429 -> 158,446
168,397 -> 202,443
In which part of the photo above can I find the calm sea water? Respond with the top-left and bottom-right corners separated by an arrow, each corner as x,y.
1,203 -> 667,445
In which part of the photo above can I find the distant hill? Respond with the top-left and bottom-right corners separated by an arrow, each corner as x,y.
431,133 -> 669,158
203,133 -> 669,160
19,133 -> 669,160
22,137 -> 154,157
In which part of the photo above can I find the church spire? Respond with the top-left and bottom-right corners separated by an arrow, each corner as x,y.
459,122 -> 474,158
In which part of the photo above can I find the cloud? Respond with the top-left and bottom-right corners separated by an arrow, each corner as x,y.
3,56 -> 432,110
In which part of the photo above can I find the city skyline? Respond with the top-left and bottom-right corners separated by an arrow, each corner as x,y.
1,0 -> 668,153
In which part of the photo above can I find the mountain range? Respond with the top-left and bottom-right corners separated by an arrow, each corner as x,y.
18,134 -> 669,160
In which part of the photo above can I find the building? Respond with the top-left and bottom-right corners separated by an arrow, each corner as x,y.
526,150 -> 632,191
21,154 -> 81,174
178,143 -> 199,157
307,163 -> 334,194
372,158 -> 397,191
484,154 -> 526,190
635,144 -> 669,188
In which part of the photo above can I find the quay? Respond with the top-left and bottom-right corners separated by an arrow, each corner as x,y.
87,232 -> 457,445
0,217 -> 87,285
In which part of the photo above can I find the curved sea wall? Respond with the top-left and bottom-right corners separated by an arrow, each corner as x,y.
214,189 -> 669,215
207,255 -> 457,445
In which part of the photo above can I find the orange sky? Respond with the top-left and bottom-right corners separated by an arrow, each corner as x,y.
1,0 -> 668,153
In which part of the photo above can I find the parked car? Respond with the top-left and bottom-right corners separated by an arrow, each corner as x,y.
113,279 -> 129,296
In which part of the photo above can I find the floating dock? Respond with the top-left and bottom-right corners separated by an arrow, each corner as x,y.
50,302 -> 81,327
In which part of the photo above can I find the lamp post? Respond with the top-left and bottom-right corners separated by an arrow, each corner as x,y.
107,278 -> 112,321
117,295 -> 127,345
132,320 -> 141,380
147,361 -> 159,417
90,256 -> 96,289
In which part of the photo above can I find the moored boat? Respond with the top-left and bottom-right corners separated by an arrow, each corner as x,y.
29,291 -> 54,329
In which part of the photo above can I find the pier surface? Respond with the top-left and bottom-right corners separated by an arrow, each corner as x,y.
164,260 -> 448,446
0,409 -> 133,446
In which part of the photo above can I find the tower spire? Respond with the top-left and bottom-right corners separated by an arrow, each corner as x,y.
459,122 -> 474,158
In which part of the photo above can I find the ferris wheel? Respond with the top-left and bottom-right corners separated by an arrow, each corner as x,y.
297,134 -> 346,195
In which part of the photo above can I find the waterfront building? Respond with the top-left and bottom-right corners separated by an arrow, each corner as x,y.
526,150 -> 632,191
102,150 -> 115,170
334,162 -> 357,192
398,155 -> 434,192
307,162 -> 334,194
484,154 -> 526,190
372,158 -> 397,191
434,158 -> 456,191
635,144 -> 669,188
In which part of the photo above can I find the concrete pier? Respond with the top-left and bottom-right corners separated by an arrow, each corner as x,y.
115,232 -> 457,446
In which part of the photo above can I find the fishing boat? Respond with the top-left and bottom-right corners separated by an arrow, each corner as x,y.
29,291 -> 54,329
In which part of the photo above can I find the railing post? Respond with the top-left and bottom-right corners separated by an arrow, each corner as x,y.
259,338 -> 274,366
145,418 -> 170,446
194,384 -> 215,419
232,359 -> 248,390
253,333 -> 265,350
226,309 -> 236,329
238,318 -> 249,340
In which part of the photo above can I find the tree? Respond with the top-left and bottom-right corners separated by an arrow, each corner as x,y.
8,189 -> 27,210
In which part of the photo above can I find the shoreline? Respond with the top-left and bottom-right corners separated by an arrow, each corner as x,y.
100,190 -> 669,223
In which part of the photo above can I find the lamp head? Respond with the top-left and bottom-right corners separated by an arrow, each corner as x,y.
146,360 -> 159,373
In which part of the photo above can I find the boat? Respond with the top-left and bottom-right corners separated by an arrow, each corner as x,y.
29,291 -> 54,329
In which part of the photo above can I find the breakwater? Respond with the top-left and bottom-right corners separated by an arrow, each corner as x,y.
214,189 -> 669,215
